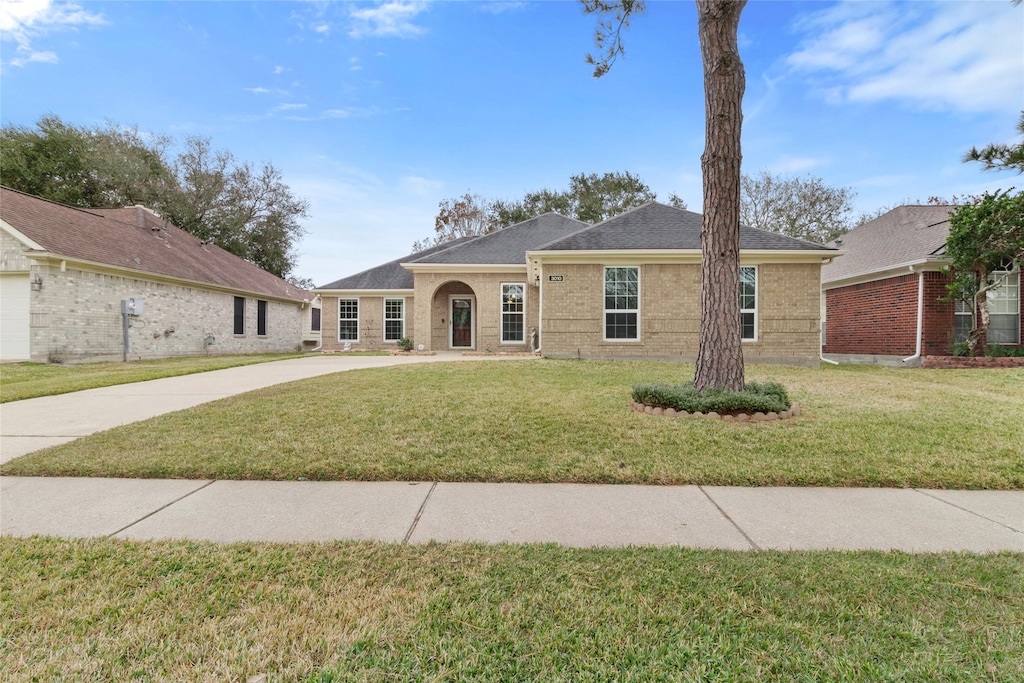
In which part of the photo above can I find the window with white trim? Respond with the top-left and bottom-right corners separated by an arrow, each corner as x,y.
384,298 -> 405,342
604,267 -> 639,340
740,266 -> 757,341
987,268 -> 1020,344
501,283 -> 525,343
338,298 -> 359,341
954,299 -> 973,343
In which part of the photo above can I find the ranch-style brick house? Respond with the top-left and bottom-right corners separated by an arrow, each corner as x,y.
821,205 -> 1022,365
317,202 -> 838,365
0,187 -> 320,363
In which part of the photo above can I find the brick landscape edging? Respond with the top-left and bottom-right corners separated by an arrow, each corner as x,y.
630,400 -> 801,422
922,356 -> 1024,369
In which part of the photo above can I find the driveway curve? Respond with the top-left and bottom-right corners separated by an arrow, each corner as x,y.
1,352 -> 533,463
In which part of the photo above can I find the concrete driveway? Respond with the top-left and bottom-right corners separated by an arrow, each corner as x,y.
1,352 -> 531,463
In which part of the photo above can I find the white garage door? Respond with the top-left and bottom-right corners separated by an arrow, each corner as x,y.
0,274 -> 31,360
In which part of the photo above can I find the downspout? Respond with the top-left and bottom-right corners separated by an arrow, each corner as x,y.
534,264 -> 543,354
819,257 -> 839,365
902,266 -> 925,364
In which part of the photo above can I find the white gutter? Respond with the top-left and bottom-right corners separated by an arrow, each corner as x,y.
534,264 -> 543,354
902,266 -> 925,364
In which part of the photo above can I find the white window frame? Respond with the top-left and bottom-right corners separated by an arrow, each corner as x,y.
257,299 -> 268,337
954,299 -> 973,344
603,266 -> 640,342
383,297 -> 405,343
987,268 -> 1020,345
740,265 -> 757,342
501,282 -> 526,344
338,298 -> 360,342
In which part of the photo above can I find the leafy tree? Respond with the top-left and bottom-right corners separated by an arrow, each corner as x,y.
413,172 -> 656,251
0,115 -> 172,208
0,116 -> 308,279
583,0 -> 749,391
963,110 -> 1024,173
740,170 -> 856,243
945,190 -> 1024,355
667,192 -> 689,210
412,192 -> 492,252
492,171 -> 656,226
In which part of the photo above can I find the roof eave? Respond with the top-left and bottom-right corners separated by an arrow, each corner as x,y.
314,288 -> 415,297
822,256 -> 952,289
400,262 -> 528,273
528,248 -> 839,264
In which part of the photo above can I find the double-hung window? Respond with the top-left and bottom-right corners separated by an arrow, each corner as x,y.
740,266 -> 757,341
988,268 -> 1020,344
954,300 -> 973,343
604,267 -> 639,340
501,283 -> 525,343
384,298 -> 405,342
338,298 -> 359,341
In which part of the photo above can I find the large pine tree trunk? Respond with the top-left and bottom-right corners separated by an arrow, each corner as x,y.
693,0 -> 747,392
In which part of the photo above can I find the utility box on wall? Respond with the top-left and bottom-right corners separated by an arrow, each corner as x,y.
121,298 -> 144,316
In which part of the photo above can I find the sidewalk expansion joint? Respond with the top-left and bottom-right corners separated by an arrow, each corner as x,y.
403,481 -> 438,544
106,479 -> 217,538
698,486 -> 761,550
914,489 -> 1023,534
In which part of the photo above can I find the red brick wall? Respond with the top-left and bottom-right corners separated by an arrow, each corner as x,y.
824,272 -> 956,356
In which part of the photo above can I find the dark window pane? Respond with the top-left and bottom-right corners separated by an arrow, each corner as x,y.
233,296 -> 245,335
605,312 -> 637,339
311,308 -> 321,332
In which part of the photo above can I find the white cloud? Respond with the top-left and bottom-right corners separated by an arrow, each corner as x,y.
275,103 -> 308,111
348,1 -> 429,39
0,0 -> 105,67
786,0 -> 1024,114
273,65 -> 289,75
477,2 -> 526,15
246,86 -> 271,94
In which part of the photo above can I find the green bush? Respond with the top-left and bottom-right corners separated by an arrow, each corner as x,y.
632,380 -> 791,415
951,341 -> 970,357
396,337 -> 413,352
985,344 -> 1024,357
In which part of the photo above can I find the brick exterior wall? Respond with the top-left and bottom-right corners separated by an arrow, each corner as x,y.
541,261 -> 822,365
820,270 -> 1021,357
319,294 -> 418,352
413,272 -> 537,352
24,262 -> 306,362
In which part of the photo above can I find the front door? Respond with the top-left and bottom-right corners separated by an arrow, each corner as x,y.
450,297 -> 473,348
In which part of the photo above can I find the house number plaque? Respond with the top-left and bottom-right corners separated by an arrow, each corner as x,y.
547,275 -> 564,282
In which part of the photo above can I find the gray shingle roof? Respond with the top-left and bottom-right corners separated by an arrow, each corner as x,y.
537,202 -> 836,252
1,186 -> 308,302
316,236 -> 481,290
821,205 -> 952,283
411,213 -> 589,264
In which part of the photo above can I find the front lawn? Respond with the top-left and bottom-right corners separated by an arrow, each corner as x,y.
1,537 -> 1020,681
4,360 -> 1022,489
0,353 -> 305,403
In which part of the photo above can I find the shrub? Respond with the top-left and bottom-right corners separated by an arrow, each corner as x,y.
985,344 -> 1024,358
951,341 -> 971,357
396,337 -> 413,352
632,380 -> 791,415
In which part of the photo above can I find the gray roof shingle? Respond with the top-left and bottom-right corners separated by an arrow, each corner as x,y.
410,213 -> 589,265
821,205 -> 952,283
537,202 -> 835,252
1,187 -> 308,302
316,236 -> 481,290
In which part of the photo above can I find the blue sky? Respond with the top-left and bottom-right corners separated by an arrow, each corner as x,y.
2,0 -> 1022,287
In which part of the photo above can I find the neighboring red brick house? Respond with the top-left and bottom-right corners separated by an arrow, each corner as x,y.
822,205 -> 1022,365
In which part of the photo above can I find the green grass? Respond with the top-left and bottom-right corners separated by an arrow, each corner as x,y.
0,353 -> 309,403
4,360 -> 1022,489
1,537 -> 1020,681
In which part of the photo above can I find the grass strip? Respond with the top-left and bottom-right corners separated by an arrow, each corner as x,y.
1,537 -> 1020,682
4,360 -> 1022,489
0,353 -> 310,403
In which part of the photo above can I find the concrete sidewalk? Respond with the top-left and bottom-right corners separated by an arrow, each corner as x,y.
2,476 -> 1022,551
0,352 -> 527,463
3,353 -> 1022,552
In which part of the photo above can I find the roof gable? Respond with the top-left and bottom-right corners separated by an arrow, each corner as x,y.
821,205 -> 953,283
536,202 -> 834,252
0,186 -> 308,302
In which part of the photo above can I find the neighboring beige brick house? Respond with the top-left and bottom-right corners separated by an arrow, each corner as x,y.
0,187 -> 320,363
317,203 -> 837,365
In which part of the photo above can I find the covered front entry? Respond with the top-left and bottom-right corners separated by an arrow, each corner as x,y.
450,296 -> 474,348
